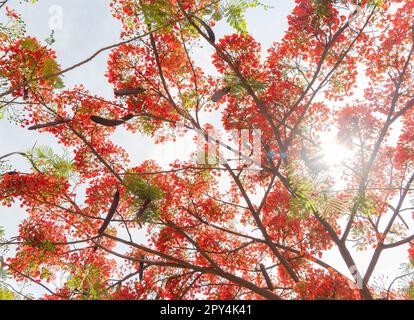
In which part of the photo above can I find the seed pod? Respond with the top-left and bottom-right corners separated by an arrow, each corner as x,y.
191,15 -> 216,44
114,87 -> 145,97
212,86 -> 231,102
98,190 -> 120,235
121,114 -> 135,121
28,118 -> 70,130
5,171 -> 19,175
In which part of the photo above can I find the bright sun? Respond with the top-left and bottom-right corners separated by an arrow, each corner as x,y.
319,134 -> 352,167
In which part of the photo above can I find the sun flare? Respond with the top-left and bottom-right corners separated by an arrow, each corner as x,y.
320,134 -> 352,167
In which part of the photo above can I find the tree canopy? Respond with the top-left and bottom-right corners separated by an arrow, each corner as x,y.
0,0 -> 413,300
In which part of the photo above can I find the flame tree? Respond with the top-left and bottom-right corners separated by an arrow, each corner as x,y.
0,0 -> 413,300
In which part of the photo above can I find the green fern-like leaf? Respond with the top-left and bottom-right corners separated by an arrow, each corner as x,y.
30,146 -> 75,179
123,174 -> 164,223
286,166 -> 352,218
219,0 -> 270,34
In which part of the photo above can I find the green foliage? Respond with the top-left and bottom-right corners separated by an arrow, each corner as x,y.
25,238 -> 57,253
20,37 -> 38,51
313,193 -> 351,217
180,90 -> 198,110
0,159 -> 12,177
409,283 -> 414,300
0,106 -> 5,121
288,175 -> 316,218
45,30 -> 56,46
139,119 -> 158,135
66,264 -> 107,300
0,264 -> 7,281
30,146 -> 76,179
356,195 -> 376,217
42,58 -> 64,89
368,0 -> 384,8
133,0 -> 268,34
124,175 -> 163,201
123,174 -> 164,223
66,275 -> 80,291
287,167 -> 351,219
0,288 -> 15,300
140,0 -> 174,29
312,0 -> 333,18
19,38 -> 64,88
0,9 -> 26,42
40,267 -> 51,280
28,146 -> 76,179
0,227 -> 13,300
223,72 -> 267,97
138,0 -> 268,34
397,261 -> 414,299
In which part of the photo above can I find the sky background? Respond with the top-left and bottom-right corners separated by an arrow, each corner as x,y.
0,0 -> 410,297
